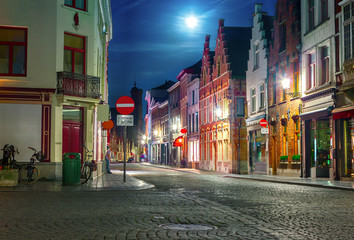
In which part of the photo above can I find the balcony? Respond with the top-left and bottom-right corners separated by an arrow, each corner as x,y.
57,71 -> 100,99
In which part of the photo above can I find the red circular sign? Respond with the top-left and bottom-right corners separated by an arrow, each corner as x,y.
102,120 -> 114,130
116,96 -> 135,115
260,119 -> 268,127
180,128 -> 187,134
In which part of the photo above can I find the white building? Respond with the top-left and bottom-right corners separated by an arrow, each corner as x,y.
245,3 -> 273,174
300,0 -> 336,178
0,0 -> 112,179
187,77 -> 200,169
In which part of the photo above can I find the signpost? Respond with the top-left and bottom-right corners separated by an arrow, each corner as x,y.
115,96 -> 135,183
116,96 -> 135,115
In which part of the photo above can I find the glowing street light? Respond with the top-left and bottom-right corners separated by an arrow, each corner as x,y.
282,78 -> 290,90
216,106 -> 222,118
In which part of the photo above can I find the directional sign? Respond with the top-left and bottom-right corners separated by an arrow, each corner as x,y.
260,119 -> 268,128
116,96 -> 135,115
117,115 -> 134,126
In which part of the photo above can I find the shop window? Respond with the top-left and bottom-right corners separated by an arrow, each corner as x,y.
343,119 -> 353,177
0,26 -> 27,76
311,120 -> 331,168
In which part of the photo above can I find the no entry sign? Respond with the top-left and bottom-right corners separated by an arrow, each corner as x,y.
260,119 -> 268,128
116,96 -> 135,115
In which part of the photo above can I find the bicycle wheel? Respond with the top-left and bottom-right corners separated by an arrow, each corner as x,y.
80,164 -> 92,184
19,165 -> 39,184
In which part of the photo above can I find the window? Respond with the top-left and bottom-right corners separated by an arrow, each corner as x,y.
272,73 -> 277,104
294,74 -> 299,94
64,33 -> 85,74
308,0 -> 315,31
308,53 -> 316,89
343,2 -> 354,61
280,22 -> 286,52
320,0 -> 328,23
192,114 -> 195,133
196,112 -> 198,132
0,26 -> 27,76
236,98 -> 244,117
320,46 -> 329,85
259,83 -> 264,109
217,57 -> 221,76
65,0 -> 87,11
251,88 -> 256,112
254,42 -> 259,69
192,90 -> 195,105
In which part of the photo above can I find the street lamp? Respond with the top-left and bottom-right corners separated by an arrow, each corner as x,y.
282,77 -> 300,98
215,106 -> 222,118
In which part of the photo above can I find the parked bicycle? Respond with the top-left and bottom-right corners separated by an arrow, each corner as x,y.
19,147 -> 45,184
81,145 -> 96,184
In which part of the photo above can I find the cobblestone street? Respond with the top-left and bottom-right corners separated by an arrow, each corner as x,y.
0,163 -> 353,240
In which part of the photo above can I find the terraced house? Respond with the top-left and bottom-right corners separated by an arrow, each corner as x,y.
199,20 -> 251,173
0,0 -> 112,179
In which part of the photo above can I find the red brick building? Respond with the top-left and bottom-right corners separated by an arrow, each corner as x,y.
199,20 -> 251,173
268,0 -> 302,176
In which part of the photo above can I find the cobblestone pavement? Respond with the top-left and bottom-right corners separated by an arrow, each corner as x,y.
0,163 -> 353,240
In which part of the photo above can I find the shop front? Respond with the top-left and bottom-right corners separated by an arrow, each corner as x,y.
333,108 -> 354,180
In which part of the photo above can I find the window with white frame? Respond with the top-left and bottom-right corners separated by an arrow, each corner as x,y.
320,46 -> 329,85
308,53 -> 316,90
251,88 -> 256,112
259,83 -> 265,110
343,2 -> 354,61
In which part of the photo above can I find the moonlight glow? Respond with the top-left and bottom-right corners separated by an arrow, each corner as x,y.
185,16 -> 198,29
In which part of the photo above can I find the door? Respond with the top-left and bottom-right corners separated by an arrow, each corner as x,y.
62,107 -> 83,162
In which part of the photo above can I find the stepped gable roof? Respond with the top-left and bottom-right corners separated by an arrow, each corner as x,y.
222,27 -> 252,76
177,59 -> 202,81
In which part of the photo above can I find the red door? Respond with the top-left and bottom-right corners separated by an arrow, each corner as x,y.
62,107 -> 83,161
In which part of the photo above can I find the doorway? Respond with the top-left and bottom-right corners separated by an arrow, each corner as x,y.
62,107 -> 83,161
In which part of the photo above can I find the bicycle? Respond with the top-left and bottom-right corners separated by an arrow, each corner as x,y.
19,147 -> 45,184
81,145 -> 96,184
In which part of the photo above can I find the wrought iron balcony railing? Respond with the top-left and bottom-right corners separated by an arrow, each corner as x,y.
57,71 -> 100,99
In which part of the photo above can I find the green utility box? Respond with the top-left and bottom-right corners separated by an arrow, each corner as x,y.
62,152 -> 81,185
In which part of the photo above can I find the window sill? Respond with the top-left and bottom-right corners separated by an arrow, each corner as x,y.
304,18 -> 330,36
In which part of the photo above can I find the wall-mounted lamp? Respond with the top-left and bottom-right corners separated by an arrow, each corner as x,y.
282,77 -> 300,98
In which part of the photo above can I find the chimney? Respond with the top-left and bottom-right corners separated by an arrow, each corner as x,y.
219,19 -> 224,27
255,3 -> 263,14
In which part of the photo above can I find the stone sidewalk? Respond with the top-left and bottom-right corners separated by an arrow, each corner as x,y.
0,169 -> 154,192
143,163 -> 354,191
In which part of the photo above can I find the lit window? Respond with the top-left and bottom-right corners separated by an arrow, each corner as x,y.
0,26 -> 27,76
64,33 -> 85,74
65,0 -> 87,11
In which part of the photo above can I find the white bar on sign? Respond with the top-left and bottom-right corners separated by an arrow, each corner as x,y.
116,104 -> 134,107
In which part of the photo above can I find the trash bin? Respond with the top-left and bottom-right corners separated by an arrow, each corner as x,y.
62,152 -> 81,185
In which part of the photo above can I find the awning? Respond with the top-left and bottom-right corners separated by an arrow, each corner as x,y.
299,107 -> 332,120
173,136 -> 183,147
332,106 -> 354,120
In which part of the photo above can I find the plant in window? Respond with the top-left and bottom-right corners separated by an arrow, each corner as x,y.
280,155 -> 288,163
270,119 -> 277,126
292,154 -> 301,162
291,114 -> 299,122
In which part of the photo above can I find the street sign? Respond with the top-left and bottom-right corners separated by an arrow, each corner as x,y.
117,115 -> 134,126
261,127 -> 269,134
116,96 -> 135,115
260,119 -> 268,128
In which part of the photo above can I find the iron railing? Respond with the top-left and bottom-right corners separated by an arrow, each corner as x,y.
57,71 -> 100,99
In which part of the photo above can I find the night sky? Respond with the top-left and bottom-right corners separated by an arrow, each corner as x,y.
108,0 -> 277,114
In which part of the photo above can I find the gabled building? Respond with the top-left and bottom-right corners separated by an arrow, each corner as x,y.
167,81 -> 181,166
145,80 -> 175,163
199,20 -> 251,173
246,3 -> 273,174
176,59 -> 202,168
300,0 -> 336,178
268,0 -> 302,177
0,0 -> 112,179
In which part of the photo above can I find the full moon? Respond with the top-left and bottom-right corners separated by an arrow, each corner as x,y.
185,16 -> 198,29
